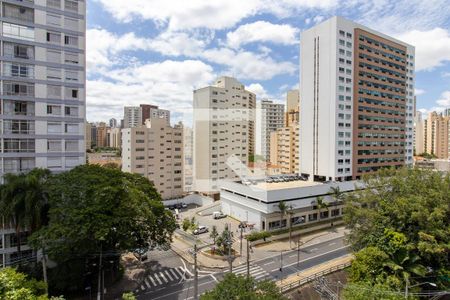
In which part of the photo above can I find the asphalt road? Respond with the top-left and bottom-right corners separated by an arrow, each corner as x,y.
136,236 -> 349,300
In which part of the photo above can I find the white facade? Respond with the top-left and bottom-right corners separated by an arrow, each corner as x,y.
123,106 -> 142,128
255,100 -> 285,161
193,76 -> 256,193
0,0 -> 86,267
414,112 -> 424,155
300,16 -> 415,181
220,179 -> 359,231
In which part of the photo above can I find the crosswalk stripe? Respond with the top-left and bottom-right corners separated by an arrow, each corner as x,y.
140,285 -> 145,291
164,270 -> 174,281
169,268 -> 179,279
174,267 -> 184,278
158,272 -> 169,283
152,273 -> 163,285
144,278 -> 151,288
148,274 -> 157,286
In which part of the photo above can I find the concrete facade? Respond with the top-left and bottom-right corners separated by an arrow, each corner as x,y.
107,127 -> 121,149
424,112 -> 450,159
300,16 -> 415,181
123,106 -> 142,128
220,179 -> 358,231
414,111 -> 424,155
193,76 -> 256,193
255,99 -> 284,161
270,124 -> 299,174
122,118 -> 184,200
0,0 -> 86,268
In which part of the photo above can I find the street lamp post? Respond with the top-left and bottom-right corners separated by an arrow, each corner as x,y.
405,281 -> 436,299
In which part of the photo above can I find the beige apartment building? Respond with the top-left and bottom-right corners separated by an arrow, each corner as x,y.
286,89 -> 300,126
269,90 -> 300,174
96,122 -> 108,148
122,118 -> 184,200
424,112 -> 450,159
85,122 -> 92,150
107,127 -> 122,149
193,76 -> 256,194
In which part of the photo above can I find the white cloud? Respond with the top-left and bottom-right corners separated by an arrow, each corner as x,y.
442,72 -> 450,77
436,91 -> 450,107
397,28 -> 450,71
226,21 -> 299,48
86,60 -> 216,122
415,88 -> 425,96
87,28 -> 212,71
246,83 -> 270,99
201,47 -> 296,80
96,0 -> 336,30
313,15 -> 324,24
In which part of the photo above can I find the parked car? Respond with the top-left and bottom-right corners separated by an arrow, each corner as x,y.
181,203 -> 188,208
212,212 -> 227,219
193,225 -> 209,235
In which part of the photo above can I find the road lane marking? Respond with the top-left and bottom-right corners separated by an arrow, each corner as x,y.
148,275 -> 157,286
263,261 -> 275,266
210,274 -> 218,282
311,248 -> 318,251
153,273 -> 163,285
144,278 -> 151,288
158,272 -> 169,283
329,242 -> 336,246
183,266 -> 194,276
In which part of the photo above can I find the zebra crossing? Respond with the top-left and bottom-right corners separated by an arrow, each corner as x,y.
225,264 -> 271,281
138,267 -> 190,291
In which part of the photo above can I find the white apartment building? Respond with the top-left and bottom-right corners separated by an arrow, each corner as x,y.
414,111 -> 424,155
122,118 -> 184,200
107,127 -> 121,149
300,16 -> 415,181
123,106 -> 142,128
193,76 -> 255,194
0,0 -> 86,268
183,126 -> 193,192
255,99 -> 284,161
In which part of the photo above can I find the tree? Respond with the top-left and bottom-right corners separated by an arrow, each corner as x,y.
0,169 -> 51,256
200,273 -> 287,300
0,267 -> 50,300
344,168 -> 450,291
343,282 -> 411,300
316,196 -> 329,221
210,225 -> 218,244
277,201 -> 287,230
182,218 -> 191,231
122,292 -> 136,300
29,165 -> 176,294
246,231 -> 271,242
286,205 -> 295,247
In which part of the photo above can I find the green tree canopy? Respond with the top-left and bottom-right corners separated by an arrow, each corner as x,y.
0,267 -> 48,300
344,168 -> 450,291
29,165 -> 176,294
200,273 -> 287,300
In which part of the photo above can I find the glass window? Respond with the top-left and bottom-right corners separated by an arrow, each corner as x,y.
46,31 -> 61,43
65,123 -> 79,133
3,43 -> 34,59
3,23 -> 34,41
47,0 -> 61,9
47,14 -> 61,26
3,4 -> 34,23
46,50 -> 61,63
65,70 -> 78,82
64,17 -> 78,31
64,35 -> 78,46
64,0 -> 78,12
48,140 -> 62,152
47,157 -> 62,168
65,157 -> 79,167
47,67 -> 61,80
65,140 -> 78,151
64,52 -> 78,64
47,122 -> 61,133
3,62 -> 34,78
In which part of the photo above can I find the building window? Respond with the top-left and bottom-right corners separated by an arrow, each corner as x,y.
3,23 -> 34,41
4,82 -> 34,96
65,70 -> 78,82
3,43 -> 34,59
47,105 -> 61,115
64,17 -> 78,31
64,0 -> 78,12
47,31 -> 61,43
48,140 -> 62,152
64,52 -> 79,64
3,4 -> 34,23
48,157 -> 62,169
47,14 -> 61,26
47,0 -> 61,9
47,50 -> 61,63
3,62 -> 34,78
64,35 -> 78,46
65,123 -> 79,134
48,122 -> 61,133
4,139 -> 35,153
47,67 -> 62,80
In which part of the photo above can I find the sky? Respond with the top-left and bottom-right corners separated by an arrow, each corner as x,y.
86,0 -> 450,124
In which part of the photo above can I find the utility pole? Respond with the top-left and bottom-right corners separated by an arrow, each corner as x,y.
239,224 -> 243,256
194,244 -> 198,300
42,246 -> 48,295
97,244 -> 103,300
246,240 -> 250,279
297,239 -> 300,267
280,250 -> 283,283
227,225 -> 233,273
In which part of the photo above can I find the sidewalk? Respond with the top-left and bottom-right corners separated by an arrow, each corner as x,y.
276,254 -> 353,287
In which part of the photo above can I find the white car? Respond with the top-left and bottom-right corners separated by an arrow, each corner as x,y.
212,212 -> 227,219
193,226 -> 209,235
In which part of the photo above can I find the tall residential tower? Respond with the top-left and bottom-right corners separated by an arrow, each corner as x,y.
300,16 -> 415,181
255,99 -> 284,161
0,0 -> 86,267
193,76 -> 255,194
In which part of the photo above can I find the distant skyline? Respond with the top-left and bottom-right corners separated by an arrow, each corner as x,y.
86,0 -> 450,123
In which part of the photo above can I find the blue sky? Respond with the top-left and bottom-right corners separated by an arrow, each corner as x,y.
86,0 -> 450,124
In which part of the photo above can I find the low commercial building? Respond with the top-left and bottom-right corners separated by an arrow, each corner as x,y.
220,179 -> 359,231
415,159 -> 450,172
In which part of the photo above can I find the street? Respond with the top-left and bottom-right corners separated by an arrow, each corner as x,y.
136,236 -> 349,300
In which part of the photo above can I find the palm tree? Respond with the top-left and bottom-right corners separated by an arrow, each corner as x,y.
316,196 -> 329,221
278,201 -> 287,230
0,169 -> 50,257
383,249 -> 427,285
286,205 -> 295,248
329,186 -> 344,222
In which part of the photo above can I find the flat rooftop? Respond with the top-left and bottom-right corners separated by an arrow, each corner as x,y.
248,180 -> 322,191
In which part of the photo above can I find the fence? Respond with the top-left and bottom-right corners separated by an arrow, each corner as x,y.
279,261 -> 352,294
